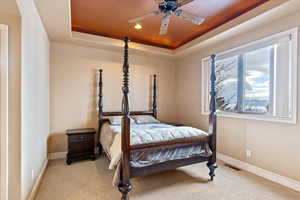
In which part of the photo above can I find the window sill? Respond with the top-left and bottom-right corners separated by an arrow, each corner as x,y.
202,111 -> 296,124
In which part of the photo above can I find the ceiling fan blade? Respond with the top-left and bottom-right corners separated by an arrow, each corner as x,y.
177,0 -> 195,7
159,14 -> 171,35
175,10 -> 205,25
129,10 -> 160,23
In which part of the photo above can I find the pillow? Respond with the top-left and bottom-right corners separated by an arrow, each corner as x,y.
133,115 -> 160,124
107,116 -> 135,125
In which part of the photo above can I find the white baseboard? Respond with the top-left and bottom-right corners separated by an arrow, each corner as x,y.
48,152 -> 67,160
217,153 -> 300,192
27,159 -> 48,200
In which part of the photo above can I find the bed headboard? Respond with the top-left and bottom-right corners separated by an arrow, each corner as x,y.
97,68 -> 158,119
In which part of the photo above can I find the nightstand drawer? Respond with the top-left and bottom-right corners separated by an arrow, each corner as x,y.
68,141 -> 94,154
69,134 -> 93,143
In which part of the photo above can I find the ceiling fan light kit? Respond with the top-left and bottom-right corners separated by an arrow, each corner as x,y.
129,0 -> 205,35
134,24 -> 142,30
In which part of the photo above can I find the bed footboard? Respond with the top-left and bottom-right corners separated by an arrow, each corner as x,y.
130,136 -> 209,151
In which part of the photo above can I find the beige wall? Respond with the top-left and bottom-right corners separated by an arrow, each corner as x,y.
175,10 -> 300,181
0,14 -> 21,200
49,42 -> 177,153
17,0 -> 50,199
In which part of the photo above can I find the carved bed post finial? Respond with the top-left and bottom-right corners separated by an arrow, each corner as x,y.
118,37 -> 132,200
153,74 -> 157,119
122,37 -> 130,117
207,54 -> 218,181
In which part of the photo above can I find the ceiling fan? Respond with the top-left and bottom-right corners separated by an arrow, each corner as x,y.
128,0 -> 205,35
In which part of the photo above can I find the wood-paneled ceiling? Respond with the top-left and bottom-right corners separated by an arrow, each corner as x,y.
71,0 -> 270,49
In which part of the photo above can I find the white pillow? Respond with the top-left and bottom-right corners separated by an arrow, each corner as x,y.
133,115 -> 160,124
107,116 -> 135,125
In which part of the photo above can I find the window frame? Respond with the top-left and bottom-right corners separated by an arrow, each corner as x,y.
201,27 -> 298,124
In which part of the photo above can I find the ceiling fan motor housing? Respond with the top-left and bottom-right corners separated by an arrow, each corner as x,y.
159,0 -> 178,14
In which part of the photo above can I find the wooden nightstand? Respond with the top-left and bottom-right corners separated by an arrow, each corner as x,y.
66,128 -> 96,165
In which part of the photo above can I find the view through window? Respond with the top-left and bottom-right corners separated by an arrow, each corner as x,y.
216,46 -> 273,114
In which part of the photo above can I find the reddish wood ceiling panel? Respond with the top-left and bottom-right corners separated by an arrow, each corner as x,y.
71,0 -> 270,49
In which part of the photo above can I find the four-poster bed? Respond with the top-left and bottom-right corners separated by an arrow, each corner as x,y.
97,37 -> 217,200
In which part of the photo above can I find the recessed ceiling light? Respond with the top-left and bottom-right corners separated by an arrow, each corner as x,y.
134,24 -> 142,30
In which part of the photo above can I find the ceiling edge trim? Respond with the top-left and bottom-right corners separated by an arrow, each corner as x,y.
70,31 -> 175,58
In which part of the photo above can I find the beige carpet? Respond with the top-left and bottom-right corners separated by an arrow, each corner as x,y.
35,156 -> 300,200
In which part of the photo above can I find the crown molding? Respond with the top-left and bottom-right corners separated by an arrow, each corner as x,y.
69,31 -> 175,59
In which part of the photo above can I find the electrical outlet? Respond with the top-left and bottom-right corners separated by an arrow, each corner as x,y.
246,149 -> 252,158
31,169 -> 35,180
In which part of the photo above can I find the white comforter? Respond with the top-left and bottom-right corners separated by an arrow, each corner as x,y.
100,122 -> 212,185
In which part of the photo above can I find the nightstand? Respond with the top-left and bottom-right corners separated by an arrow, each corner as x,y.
66,128 -> 96,165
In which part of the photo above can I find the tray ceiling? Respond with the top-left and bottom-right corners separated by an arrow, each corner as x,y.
71,0 -> 270,49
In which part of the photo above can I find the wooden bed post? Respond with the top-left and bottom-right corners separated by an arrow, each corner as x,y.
97,69 -> 103,153
152,74 -> 157,118
207,54 -> 218,181
98,69 -> 103,119
118,37 -> 132,200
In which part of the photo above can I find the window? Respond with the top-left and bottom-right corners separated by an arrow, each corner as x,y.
202,28 -> 298,124
216,46 -> 273,114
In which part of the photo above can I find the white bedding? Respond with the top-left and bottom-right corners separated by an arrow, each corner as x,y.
100,123 -> 175,164
100,122 -> 212,185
